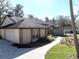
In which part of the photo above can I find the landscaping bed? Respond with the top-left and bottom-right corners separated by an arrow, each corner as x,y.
12,35 -> 56,48
12,38 -> 51,48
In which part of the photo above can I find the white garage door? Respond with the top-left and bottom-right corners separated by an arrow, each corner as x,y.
5,29 -> 20,44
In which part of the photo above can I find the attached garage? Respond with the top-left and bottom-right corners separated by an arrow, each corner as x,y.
0,16 -> 48,44
3,29 -> 20,44
1,28 -> 47,44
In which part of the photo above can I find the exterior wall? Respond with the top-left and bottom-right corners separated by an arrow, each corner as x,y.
48,26 -> 64,36
40,29 -> 45,38
5,29 -> 20,43
64,27 -> 72,33
46,29 -> 48,36
1,28 -> 47,44
1,29 -> 5,38
53,28 -> 64,35
22,29 -> 31,44
0,29 -> 2,37
32,29 -> 39,42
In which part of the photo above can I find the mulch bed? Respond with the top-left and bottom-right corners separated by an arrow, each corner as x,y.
12,39 -> 51,48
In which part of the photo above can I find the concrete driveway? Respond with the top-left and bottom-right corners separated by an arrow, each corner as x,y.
0,40 -> 34,59
0,37 -> 63,59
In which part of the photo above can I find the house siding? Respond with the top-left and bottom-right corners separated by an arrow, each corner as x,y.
40,29 -> 45,38
4,29 -> 20,43
1,29 -> 4,38
45,29 -> 48,36
32,29 -> 39,42
1,28 -> 47,44
22,29 -> 31,44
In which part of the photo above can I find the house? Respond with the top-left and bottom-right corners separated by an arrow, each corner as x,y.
43,20 -> 64,36
48,25 -> 64,36
63,25 -> 72,33
0,15 -> 48,44
75,17 -> 79,33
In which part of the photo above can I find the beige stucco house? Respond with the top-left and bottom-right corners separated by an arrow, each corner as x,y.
0,15 -> 48,44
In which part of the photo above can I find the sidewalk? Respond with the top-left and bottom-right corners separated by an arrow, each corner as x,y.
14,37 -> 63,59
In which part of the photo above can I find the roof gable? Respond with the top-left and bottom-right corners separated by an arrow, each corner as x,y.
0,16 -> 16,27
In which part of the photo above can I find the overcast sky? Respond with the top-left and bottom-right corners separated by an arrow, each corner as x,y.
10,0 -> 79,19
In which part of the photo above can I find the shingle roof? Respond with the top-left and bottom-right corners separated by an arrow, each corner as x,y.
0,16 -> 48,29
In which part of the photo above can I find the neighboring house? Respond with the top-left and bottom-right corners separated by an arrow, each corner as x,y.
76,23 -> 79,33
0,15 -> 48,44
44,20 -> 64,36
37,20 -> 64,36
75,17 -> 79,33
48,25 -> 64,36
63,25 -> 72,33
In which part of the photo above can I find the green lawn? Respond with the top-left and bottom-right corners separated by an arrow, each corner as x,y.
45,44 -> 76,59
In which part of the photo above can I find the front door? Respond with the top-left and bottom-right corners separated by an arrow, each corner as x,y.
32,29 -> 39,42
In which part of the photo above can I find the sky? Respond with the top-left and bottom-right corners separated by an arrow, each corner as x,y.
10,0 -> 79,19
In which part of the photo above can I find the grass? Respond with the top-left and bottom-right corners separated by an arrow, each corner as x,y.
45,44 -> 76,59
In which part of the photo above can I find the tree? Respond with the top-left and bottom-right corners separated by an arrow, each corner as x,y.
7,11 -> 14,17
0,0 -> 11,17
52,18 -> 56,25
0,0 -> 11,38
64,16 -> 72,26
35,17 -> 39,20
55,15 -> 72,26
69,0 -> 79,58
14,4 -> 24,17
28,14 -> 34,19
56,15 -> 66,26
45,17 -> 49,22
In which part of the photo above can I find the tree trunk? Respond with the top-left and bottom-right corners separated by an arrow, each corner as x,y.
69,0 -> 79,58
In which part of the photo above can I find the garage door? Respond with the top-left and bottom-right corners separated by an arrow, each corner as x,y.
5,29 -> 20,44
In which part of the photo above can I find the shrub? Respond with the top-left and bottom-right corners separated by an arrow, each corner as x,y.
47,35 -> 55,41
